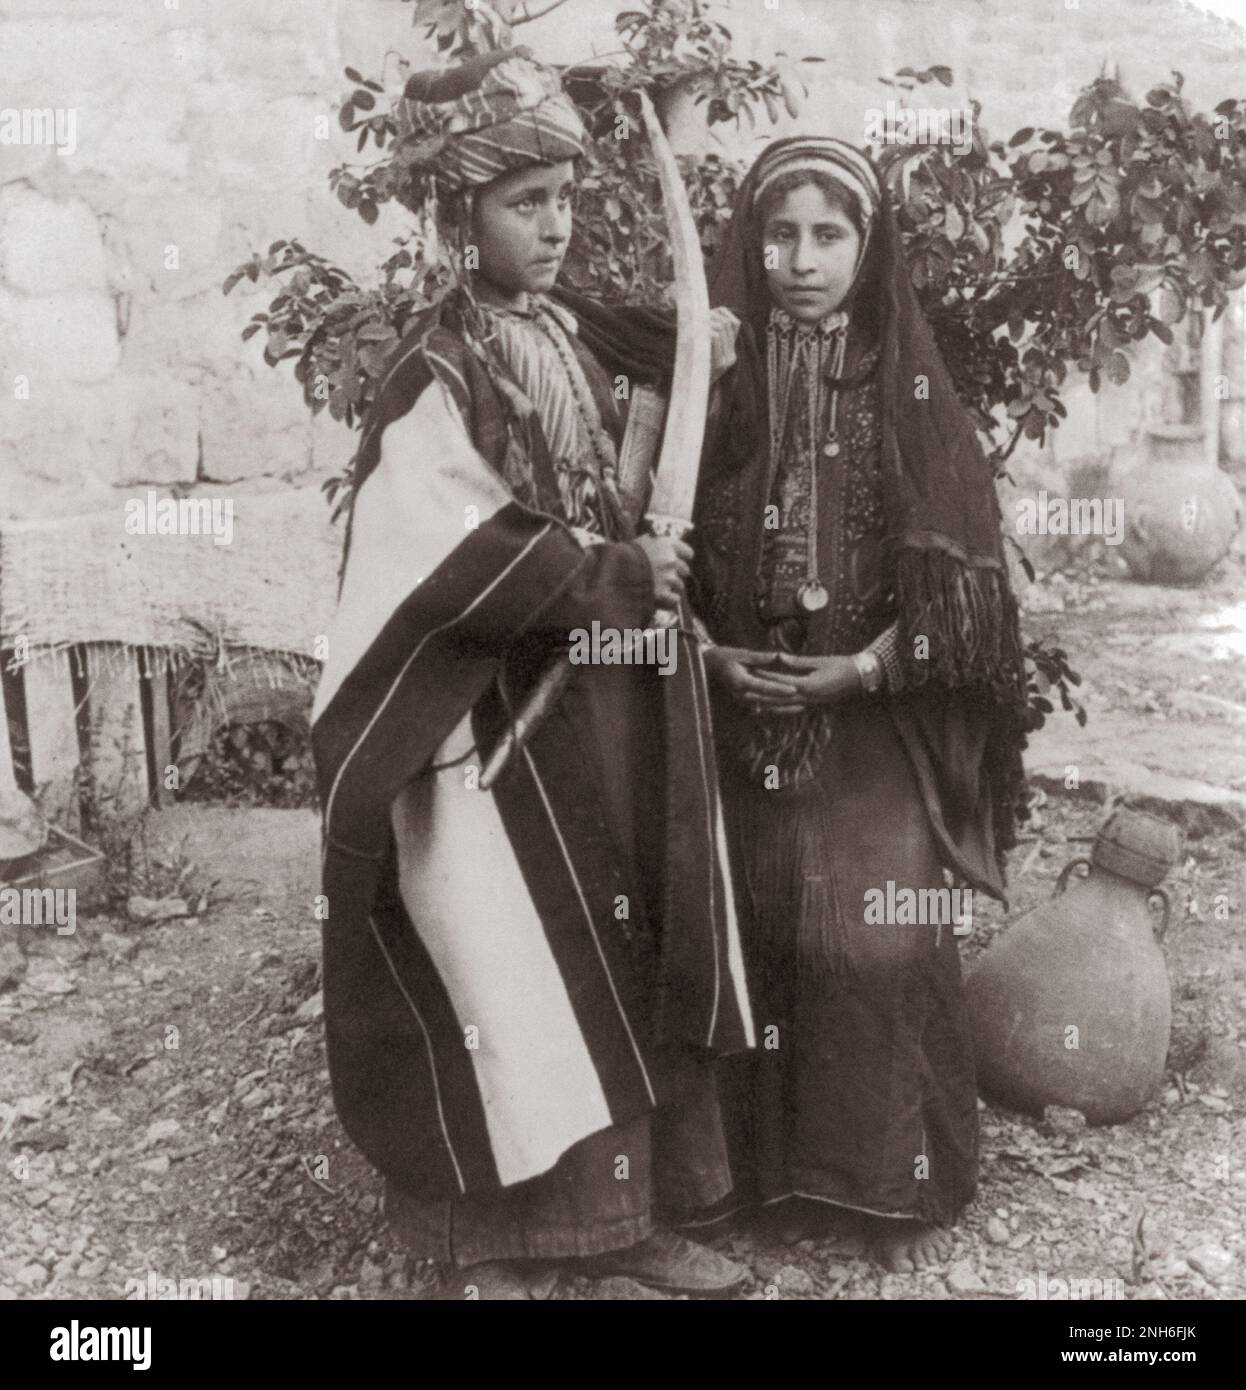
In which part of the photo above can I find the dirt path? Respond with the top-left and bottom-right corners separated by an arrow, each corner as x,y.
3,553 -> 1245,1300
1024,548 -> 1246,813
2,791 -> 1241,1302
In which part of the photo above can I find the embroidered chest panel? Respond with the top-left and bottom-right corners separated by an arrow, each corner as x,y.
759,344 -> 887,646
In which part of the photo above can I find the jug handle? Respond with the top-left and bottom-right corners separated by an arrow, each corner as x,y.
1054,857 -> 1092,895
1147,888 -> 1170,940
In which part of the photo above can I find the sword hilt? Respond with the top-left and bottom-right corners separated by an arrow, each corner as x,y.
477,514 -> 693,789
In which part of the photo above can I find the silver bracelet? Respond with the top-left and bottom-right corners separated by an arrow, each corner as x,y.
853,649 -> 884,696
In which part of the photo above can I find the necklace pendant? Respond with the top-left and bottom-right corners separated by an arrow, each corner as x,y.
822,437 -> 840,458
797,579 -> 829,613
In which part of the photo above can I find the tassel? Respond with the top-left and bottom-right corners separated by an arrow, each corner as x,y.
594,445 -> 630,541
891,543 -> 1032,874
892,545 -> 1028,704
736,706 -> 834,790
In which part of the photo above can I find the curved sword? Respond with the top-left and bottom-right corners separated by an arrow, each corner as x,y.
479,87 -> 713,790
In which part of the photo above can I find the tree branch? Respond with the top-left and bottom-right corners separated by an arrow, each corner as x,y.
514,0 -> 573,23
996,421 -> 1027,465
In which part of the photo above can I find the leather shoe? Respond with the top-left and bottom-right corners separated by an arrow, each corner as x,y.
579,1227 -> 748,1296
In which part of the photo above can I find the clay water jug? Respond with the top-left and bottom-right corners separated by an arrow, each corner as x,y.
1114,425 -> 1242,584
967,805 -> 1179,1124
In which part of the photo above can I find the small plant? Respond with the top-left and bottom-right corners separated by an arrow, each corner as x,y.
180,720 -> 316,809
82,789 -> 205,915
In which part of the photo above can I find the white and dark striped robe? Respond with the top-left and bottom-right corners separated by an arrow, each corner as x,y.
311,306 -> 753,1201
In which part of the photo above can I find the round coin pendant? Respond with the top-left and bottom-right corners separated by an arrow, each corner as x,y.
797,579 -> 830,612
822,438 -> 840,458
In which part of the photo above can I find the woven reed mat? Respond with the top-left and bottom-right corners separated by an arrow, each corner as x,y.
0,488 -> 341,659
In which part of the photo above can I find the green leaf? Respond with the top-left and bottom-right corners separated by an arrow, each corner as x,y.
1084,188 -> 1118,226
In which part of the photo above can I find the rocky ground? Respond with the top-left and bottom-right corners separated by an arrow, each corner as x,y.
1,553 -> 1244,1303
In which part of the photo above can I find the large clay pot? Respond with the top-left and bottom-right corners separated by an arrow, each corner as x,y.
967,805 -> 1179,1124
1115,424 -> 1242,583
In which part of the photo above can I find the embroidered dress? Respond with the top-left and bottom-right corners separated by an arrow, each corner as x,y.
692,137 -> 1029,1227
477,295 -> 625,538
699,316 -> 978,1223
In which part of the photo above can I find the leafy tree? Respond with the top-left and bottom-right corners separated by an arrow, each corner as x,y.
225,0 -> 1246,730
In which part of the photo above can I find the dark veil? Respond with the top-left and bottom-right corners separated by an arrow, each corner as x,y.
695,137 -> 1031,891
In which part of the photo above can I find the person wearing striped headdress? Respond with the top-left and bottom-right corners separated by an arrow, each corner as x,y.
690,138 -> 1031,1271
310,47 -> 753,1298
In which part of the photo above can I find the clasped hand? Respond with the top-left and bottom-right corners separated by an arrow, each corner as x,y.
704,647 -> 860,713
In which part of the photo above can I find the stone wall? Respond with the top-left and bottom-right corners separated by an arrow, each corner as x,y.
0,0 -> 1242,535
0,0 -> 421,523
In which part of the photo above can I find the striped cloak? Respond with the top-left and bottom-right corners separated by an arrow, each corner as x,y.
311,304 -> 753,1202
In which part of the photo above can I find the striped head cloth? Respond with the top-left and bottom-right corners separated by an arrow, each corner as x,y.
751,136 -> 882,223
400,47 -> 586,192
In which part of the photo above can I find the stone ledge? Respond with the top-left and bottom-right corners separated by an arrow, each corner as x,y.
1029,757 -> 1246,834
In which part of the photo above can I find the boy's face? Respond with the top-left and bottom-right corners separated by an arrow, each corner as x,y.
761,183 -> 861,324
470,159 -> 575,306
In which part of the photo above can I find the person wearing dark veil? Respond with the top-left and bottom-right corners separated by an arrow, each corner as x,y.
311,48 -> 753,1298
690,137 -> 1031,1271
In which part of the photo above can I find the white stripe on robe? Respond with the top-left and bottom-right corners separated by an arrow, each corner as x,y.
322,377 -> 618,1185
391,713 -> 616,1186
313,377 -> 519,722
315,365 -> 754,1185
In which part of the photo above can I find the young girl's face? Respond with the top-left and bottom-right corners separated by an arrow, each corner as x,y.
761,183 -> 861,324
471,159 -> 575,308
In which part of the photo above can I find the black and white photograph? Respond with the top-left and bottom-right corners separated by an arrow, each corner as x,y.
1,0 -> 1244,1348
